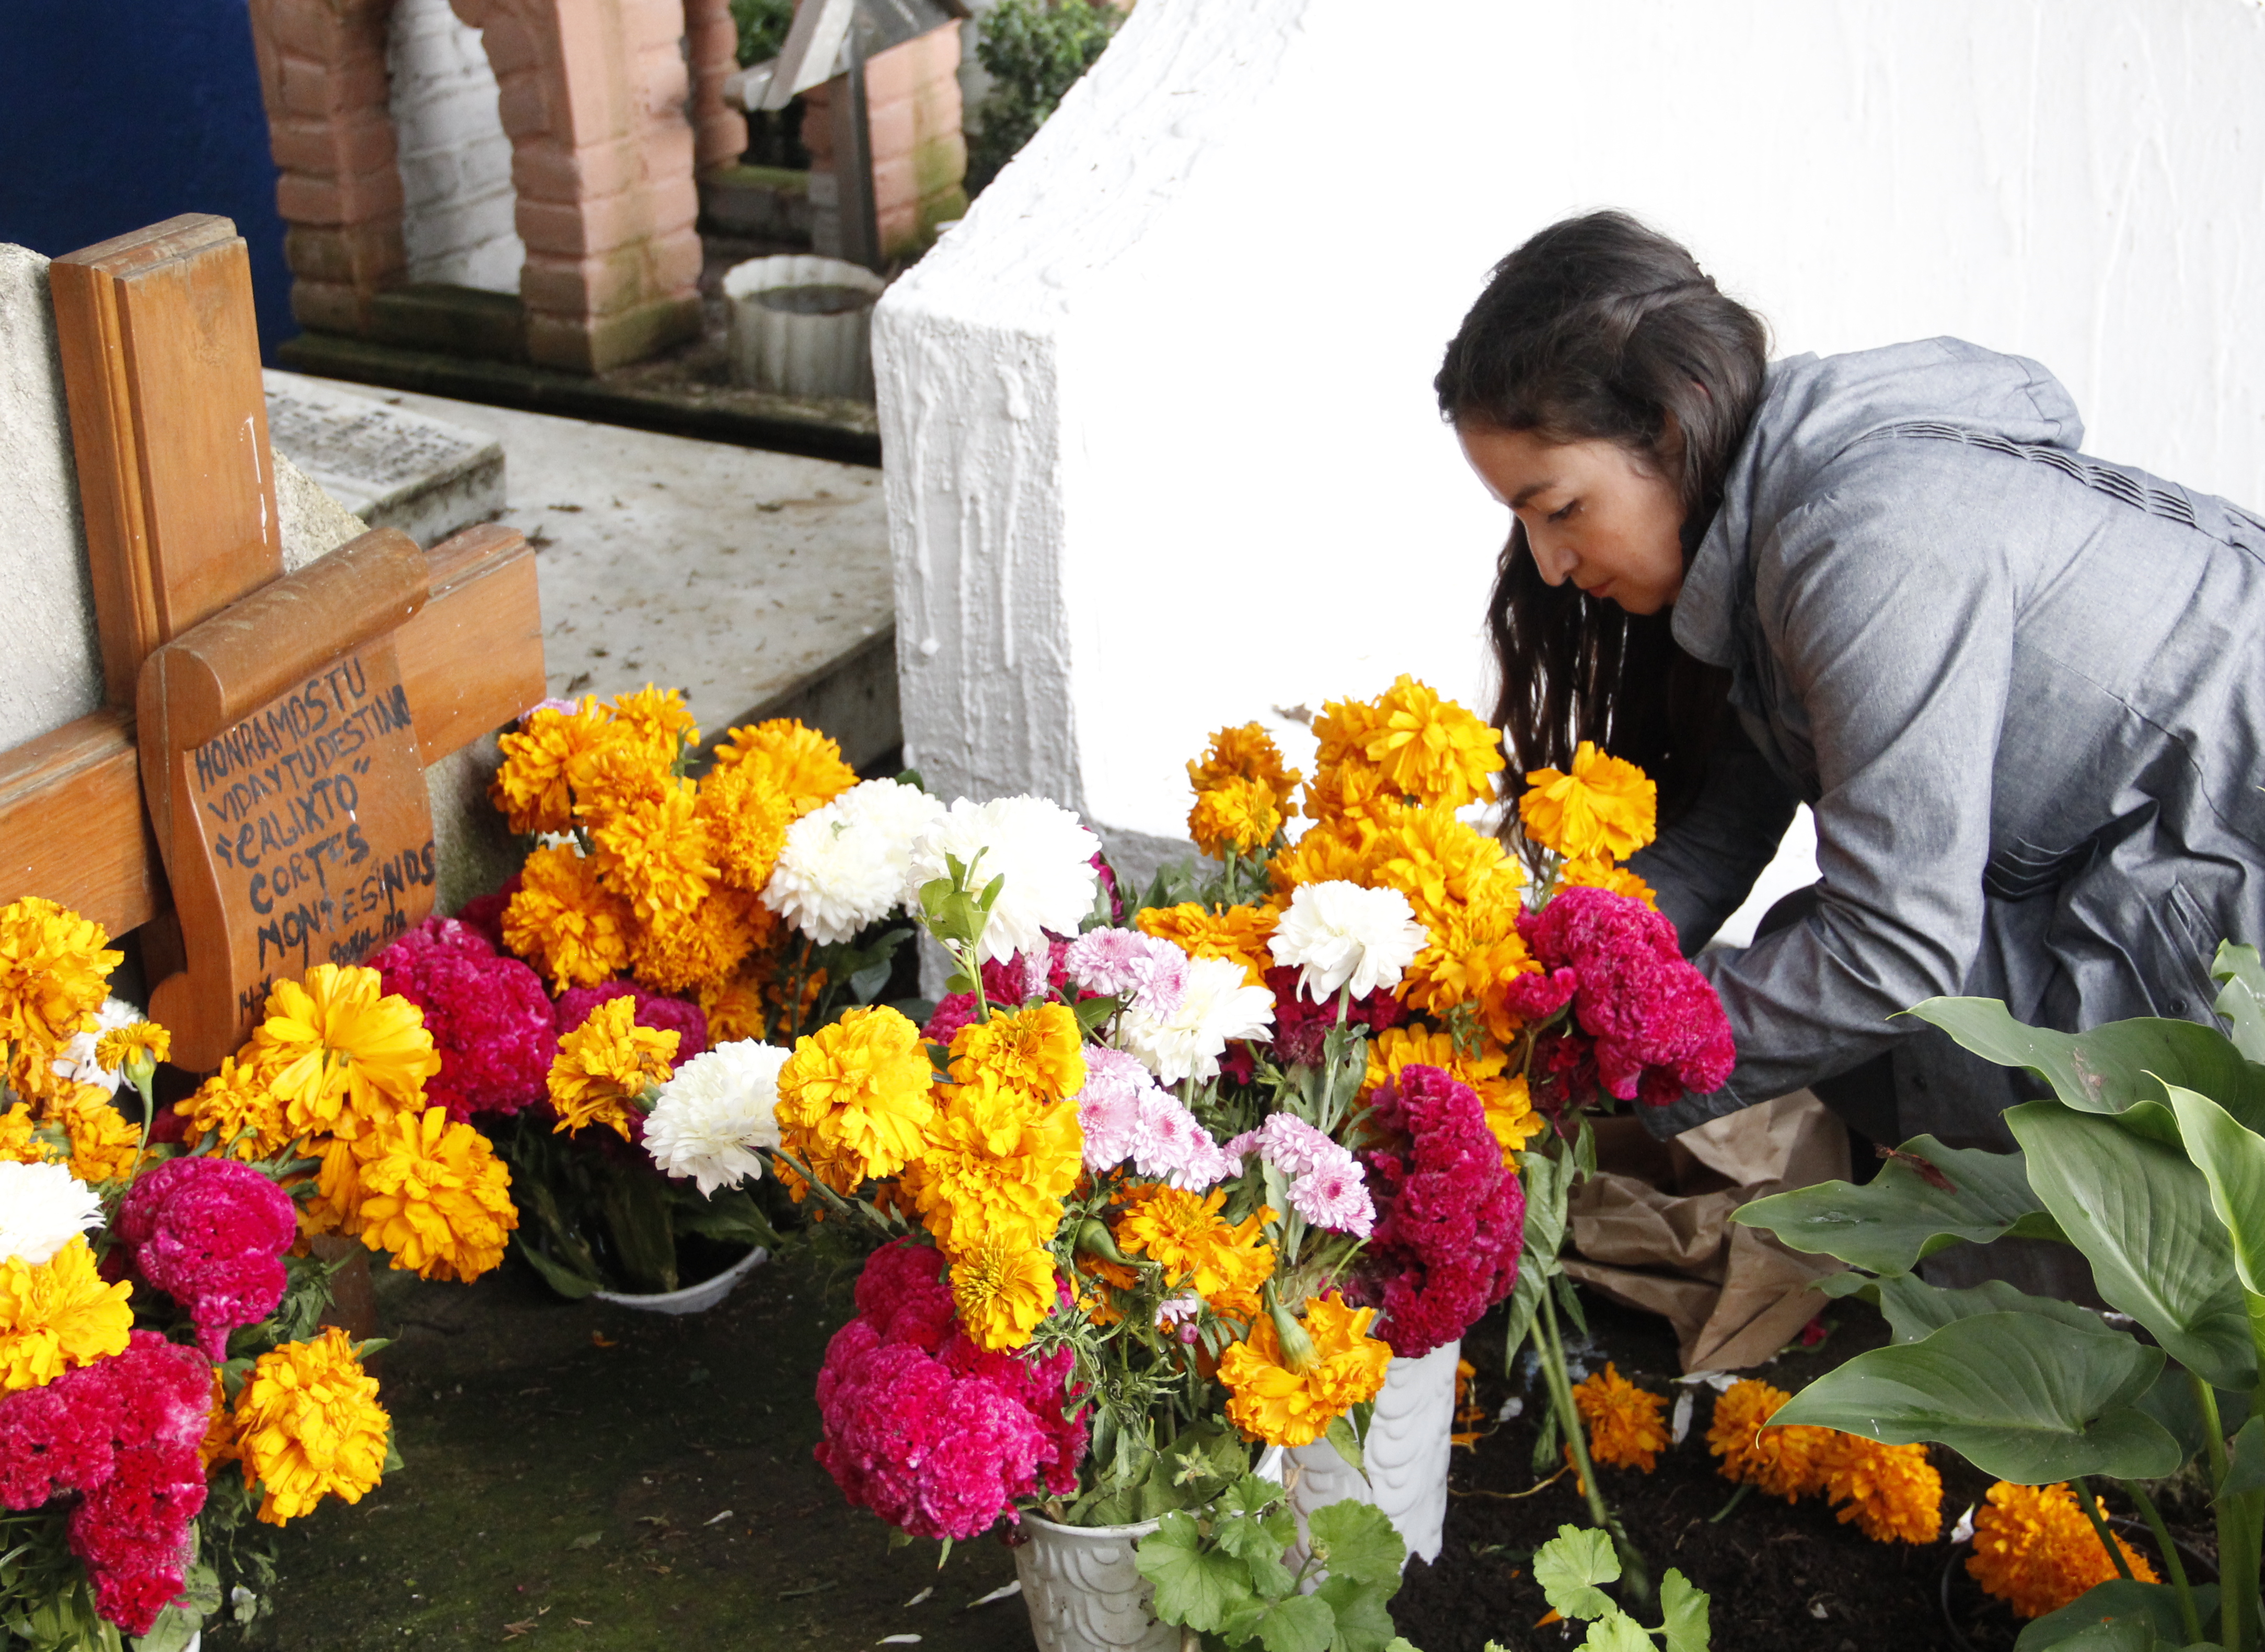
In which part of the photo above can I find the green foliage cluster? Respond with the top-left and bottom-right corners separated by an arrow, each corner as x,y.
1485,1526 -> 1711,1652
1737,941 -> 2265,1651
729,0 -> 796,67
967,0 -> 1124,195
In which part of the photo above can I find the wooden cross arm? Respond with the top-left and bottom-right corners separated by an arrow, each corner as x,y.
0,522 -> 543,941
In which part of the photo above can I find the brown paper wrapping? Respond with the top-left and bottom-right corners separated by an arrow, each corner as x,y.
1561,1090 -> 1850,1372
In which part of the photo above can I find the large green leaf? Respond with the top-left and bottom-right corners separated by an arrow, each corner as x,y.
2008,1102 -> 2255,1390
1873,1272 -> 2103,1344
1657,1569 -> 1712,1652
2214,943 -> 2265,1063
1911,997 -> 2265,1129
1313,1576 -> 1402,1652
2014,1579 -> 2221,1651
1532,1526 -> 1619,1621
1732,1134 -> 2059,1275
2166,1084 -> 2265,1298
1135,1511 -> 1247,1634
1304,1500 -> 1404,1588
1770,1310 -> 2180,1482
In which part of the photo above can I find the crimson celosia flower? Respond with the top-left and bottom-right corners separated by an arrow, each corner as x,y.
374,917 -> 557,1120
1264,965 -> 1405,1066
554,981 -> 708,1063
115,1157 -> 297,1360
1352,1064 -> 1524,1357
1513,887 -> 1735,1106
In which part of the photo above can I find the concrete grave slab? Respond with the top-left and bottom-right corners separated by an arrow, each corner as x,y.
276,376 -> 898,770
263,369 -> 506,549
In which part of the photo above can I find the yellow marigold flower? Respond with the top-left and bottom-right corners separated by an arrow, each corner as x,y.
567,732 -> 676,828
1359,676 -> 1506,809
1189,777 -> 1287,861
257,964 -> 441,1143
303,1134 -> 361,1237
234,1326 -> 390,1524
94,1020 -> 169,1078
1267,814 -> 1380,899
1134,903 -> 1278,991
1707,1378 -> 1833,1502
490,697 -> 614,836
699,757 -> 798,893
345,1106 -> 517,1282
1302,759 -> 1399,826
1190,723 -> 1302,795
50,1087 -> 140,1185
1311,696 -> 1384,776
1115,1185 -> 1275,1318
1817,1435 -> 1942,1545
1520,742 -> 1658,862
1572,1363 -> 1670,1472
589,782 -> 717,923
0,1234 -> 133,1391
0,1102 -> 54,1165
948,1002 -> 1086,1101
504,843 -> 635,991
906,1068 -> 1081,1257
1968,1481 -> 2157,1618
609,683 -> 699,764
630,886 -> 766,996
201,1366 -> 238,1472
698,963 -> 772,1045
181,1053 -> 294,1161
0,899 -> 120,1102
1219,1294 -> 1392,1448
549,996 -> 677,1139
1554,854 -> 1658,908
1363,1025 -> 1544,1156
774,1005 -> 935,1190
950,1234 -> 1058,1352
711,719 -> 858,816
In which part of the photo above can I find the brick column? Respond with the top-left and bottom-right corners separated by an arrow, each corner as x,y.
247,0 -> 408,335
802,21 -> 968,265
682,0 -> 750,174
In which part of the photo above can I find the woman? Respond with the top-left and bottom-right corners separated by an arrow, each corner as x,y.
1440,211 -> 2265,1150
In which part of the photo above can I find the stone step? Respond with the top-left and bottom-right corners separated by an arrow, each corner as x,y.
264,369 -> 506,549
278,374 -> 900,770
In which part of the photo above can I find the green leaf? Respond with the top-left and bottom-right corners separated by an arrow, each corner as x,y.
1324,1414 -> 1367,1481
1533,1524 -> 1620,1622
514,1234 -> 601,1299
1500,1244 -> 1550,1369
1733,1134 -> 2058,1275
2008,1101 -> 2255,1390
1230,1591 -> 1335,1652
1770,1311 -> 2181,1483
1314,1575 -> 1402,1652
1578,1618 -> 1656,1652
1306,1500 -> 1404,1589
1135,1511 -> 1252,1634
2214,943 -> 2265,1063
1874,1272 -> 2106,1344
2014,1578 -> 2222,1650
2223,1415 -> 2265,1497
1072,995 -> 1120,1033
2165,1085 -> 2265,1297
1657,1567 -> 1712,1652
1910,997 -> 2265,1130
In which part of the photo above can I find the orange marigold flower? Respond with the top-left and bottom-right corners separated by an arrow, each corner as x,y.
548,996 -> 677,1138
1302,759 -> 1399,825
947,1002 -> 1085,1100
256,964 -> 441,1142
0,898 -> 120,1103
490,697 -> 614,835
1267,815 -> 1379,899
1571,1363 -> 1670,1473
48,1087 -> 140,1185
697,962 -> 772,1045
1519,741 -> 1658,862
949,1234 -> 1058,1353
1189,776 -> 1288,860
1188,723 -> 1302,798
201,1365 -> 238,1472
1706,1378 -> 1833,1502
1310,696 -> 1385,777
699,758 -> 798,893
629,885 -> 766,996
1554,854 -> 1659,908
711,719 -> 858,816
1968,1480 -> 2156,1618
1363,1025 -> 1543,1155
567,733 -> 676,828
0,1103 -> 53,1165
589,782 -> 717,923
1218,1293 -> 1392,1448
1134,903 -> 1278,990
609,684 -> 700,764
503,844 -> 636,992
1115,1185 -> 1275,1319
1359,675 -> 1505,810
1817,1435 -> 1943,1545
903,1068 -> 1080,1258
178,1051 -> 293,1161
346,1106 -> 518,1282
234,1327 -> 390,1524
773,1005 -> 935,1190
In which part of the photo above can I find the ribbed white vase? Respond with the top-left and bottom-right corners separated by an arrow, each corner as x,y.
1285,1338 -> 1460,1567
1015,1511 -> 1178,1652
721,254 -> 883,399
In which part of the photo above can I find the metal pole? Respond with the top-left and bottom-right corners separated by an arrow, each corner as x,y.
829,5 -> 883,271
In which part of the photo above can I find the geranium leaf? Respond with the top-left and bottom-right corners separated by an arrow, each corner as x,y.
1578,1617 -> 1655,1652
1315,1574 -> 1401,1652
1239,1591 -> 1336,1652
1771,1311 -> 2181,1483
1135,1511 -> 1251,1634
1306,1500 -> 1403,1587
1532,1525 -> 1619,1622
1734,1135 -> 2056,1276
1657,1568 -> 1711,1652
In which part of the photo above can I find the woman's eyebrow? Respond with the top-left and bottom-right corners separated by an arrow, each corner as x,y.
1510,479 -> 1559,509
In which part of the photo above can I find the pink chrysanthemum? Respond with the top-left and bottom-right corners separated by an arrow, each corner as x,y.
1062,928 -> 1188,1019
1073,1049 -> 1235,1190
115,1157 -> 298,1360
1226,1113 -> 1374,1237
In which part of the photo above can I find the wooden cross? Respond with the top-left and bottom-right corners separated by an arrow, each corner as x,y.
3,214 -> 546,1071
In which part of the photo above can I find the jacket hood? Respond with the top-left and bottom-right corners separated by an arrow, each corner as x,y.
1673,339 -> 2086,665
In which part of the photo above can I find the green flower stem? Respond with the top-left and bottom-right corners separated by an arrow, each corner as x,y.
2120,1479 -> 2203,1647
1536,1283 -> 1649,1604
1316,981 -> 1355,1136
2194,1373 -> 2257,1652
2071,1477 -> 2135,1583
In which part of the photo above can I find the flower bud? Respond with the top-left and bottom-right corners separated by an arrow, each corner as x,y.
1073,1217 -> 1130,1266
1266,1291 -> 1316,1375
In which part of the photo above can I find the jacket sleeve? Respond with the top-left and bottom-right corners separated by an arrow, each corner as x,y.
1627,710 -> 1801,955
1652,462 -> 2014,1133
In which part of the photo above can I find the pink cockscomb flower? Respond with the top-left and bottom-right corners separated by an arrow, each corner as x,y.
115,1157 -> 297,1360
1062,928 -> 1188,1019
1264,966 -> 1404,1067
375,917 -> 558,1120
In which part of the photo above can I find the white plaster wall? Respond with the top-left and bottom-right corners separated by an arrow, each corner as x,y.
878,0 -> 2265,879
388,0 -> 526,294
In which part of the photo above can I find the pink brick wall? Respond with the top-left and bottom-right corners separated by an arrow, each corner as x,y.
801,21 -> 967,263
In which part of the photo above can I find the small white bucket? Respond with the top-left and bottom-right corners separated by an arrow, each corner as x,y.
722,254 -> 884,401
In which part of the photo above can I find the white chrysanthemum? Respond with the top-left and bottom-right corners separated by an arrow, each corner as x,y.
643,1040 -> 791,1196
49,997 -> 144,1099
1268,880 -> 1429,1002
0,1160 -> 105,1265
902,795 -> 1102,963
763,780 -> 948,945
1116,955 -> 1274,1085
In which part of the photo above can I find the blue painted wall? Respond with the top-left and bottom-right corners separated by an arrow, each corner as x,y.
0,0 -> 296,359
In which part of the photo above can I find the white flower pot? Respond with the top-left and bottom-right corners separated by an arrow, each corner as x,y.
722,254 -> 884,400
1015,1511 -> 1178,1652
589,1245 -> 767,1316
1285,1338 -> 1460,1567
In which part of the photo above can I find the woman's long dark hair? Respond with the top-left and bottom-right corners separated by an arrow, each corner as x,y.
1436,212 -> 1768,824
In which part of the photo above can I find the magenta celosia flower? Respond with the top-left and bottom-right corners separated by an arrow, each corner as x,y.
1264,965 -> 1404,1066
1062,928 -> 1188,1019
555,982 -> 708,1062
1516,887 -> 1736,1106
921,993 -> 983,1045
1351,1064 -> 1524,1358
115,1157 -> 297,1360
453,878 -> 518,952
0,1330 -> 211,1635
375,918 -> 557,1121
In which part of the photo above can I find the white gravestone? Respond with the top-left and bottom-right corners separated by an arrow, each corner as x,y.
263,370 -> 507,550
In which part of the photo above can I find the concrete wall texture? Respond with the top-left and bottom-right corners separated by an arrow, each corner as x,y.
387,0 -> 527,292
875,0 -> 2265,857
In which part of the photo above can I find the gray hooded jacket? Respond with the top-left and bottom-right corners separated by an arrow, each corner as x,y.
1631,339 -> 2265,1145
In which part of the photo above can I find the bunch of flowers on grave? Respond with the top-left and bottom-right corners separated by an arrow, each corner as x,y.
445,690 -> 916,1297
0,897 -> 513,1648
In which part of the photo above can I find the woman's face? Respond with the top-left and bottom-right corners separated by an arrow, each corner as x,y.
1455,422 -> 1688,614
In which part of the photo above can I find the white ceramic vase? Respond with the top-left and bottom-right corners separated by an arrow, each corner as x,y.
1285,1338 -> 1460,1567
721,254 -> 884,400
589,1244 -> 767,1316
1015,1511 -> 1179,1652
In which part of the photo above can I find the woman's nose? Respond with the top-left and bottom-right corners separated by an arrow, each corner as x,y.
1527,529 -> 1575,586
